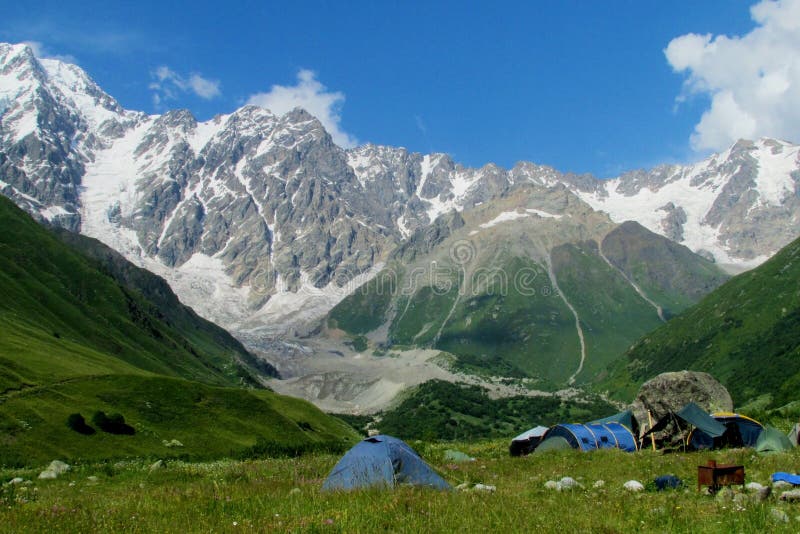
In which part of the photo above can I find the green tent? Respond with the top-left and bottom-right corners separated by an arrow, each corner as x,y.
589,410 -> 634,431
755,426 -> 793,453
534,436 -> 572,452
677,403 -> 727,438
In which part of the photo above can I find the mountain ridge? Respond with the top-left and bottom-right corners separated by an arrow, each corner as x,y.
1,41 -> 798,338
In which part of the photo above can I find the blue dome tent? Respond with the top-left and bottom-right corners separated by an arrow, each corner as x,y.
322,435 -> 451,491
539,422 -> 637,452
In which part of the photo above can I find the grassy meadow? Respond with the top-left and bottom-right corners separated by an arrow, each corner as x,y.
3,441 -> 800,533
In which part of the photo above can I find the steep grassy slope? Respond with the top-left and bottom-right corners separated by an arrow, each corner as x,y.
0,197 -> 359,464
550,241 -> 664,380
328,211 -> 728,386
0,374 -> 357,466
601,222 -> 729,319
0,195 -> 273,392
52,229 -> 278,379
603,234 -> 800,406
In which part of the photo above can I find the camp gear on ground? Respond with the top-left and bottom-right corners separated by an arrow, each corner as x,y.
697,460 -> 745,492
772,472 -> 800,486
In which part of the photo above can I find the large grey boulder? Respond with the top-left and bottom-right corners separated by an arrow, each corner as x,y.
629,371 -> 733,437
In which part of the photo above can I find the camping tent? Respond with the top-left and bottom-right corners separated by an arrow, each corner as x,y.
509,426 -> 549,456
642,402 -> 726,451
788,424 -> 799,447
322,435 -> 451,491
688,411 -> 763,450
534,436 -> 573,452
589,410 -> 638,437
755,426 -> 793,453
540,422 -> 637,452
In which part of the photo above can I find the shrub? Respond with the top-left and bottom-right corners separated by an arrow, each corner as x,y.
66,413 -> 95,435
92,411 -> 135,435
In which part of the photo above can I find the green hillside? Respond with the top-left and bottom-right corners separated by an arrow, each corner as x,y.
376,379 -> 615,441
0,195 -> 274,392
329,220 -> 727,386
0,373 -> 356,466
0,196 -> 356,465
602,233 -> 800,407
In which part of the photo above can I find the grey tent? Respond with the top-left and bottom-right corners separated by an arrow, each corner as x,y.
534,436 -> 573,452
789,424 -> 800,447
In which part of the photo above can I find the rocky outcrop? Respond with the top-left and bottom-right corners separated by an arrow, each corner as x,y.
629,370 -> 733,435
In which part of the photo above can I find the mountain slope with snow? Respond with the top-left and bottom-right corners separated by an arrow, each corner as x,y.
1,42 -> 799,339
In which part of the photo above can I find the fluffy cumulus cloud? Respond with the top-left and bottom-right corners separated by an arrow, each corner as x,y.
666,0 -> 800,151
149,66 -> 221,107
246,69 -> 358,148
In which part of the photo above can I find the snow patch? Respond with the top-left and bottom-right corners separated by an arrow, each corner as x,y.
754,140 -> 799,207
526,208 -> 562,219
480,210 -> 530,229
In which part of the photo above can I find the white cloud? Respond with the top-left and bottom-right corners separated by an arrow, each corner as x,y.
149,66 -> 221,107
665,0 -> 800,151
23,40 -> 77,64
246,69 -> 358,148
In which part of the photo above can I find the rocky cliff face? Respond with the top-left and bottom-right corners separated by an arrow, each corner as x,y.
1,42 -> 798,336
561,138 -> 800,269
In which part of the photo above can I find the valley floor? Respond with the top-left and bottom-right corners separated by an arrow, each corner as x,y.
2,442 -> 800,532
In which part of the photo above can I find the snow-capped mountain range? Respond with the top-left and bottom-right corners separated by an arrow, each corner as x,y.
2,42 -> 799,334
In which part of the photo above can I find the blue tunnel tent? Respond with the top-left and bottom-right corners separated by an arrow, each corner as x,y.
539,422 -> 638,452
322,435 -> 451,491
688,412 -> 764,450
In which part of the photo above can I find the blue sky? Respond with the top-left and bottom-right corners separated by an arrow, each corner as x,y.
3,0 -> 797,177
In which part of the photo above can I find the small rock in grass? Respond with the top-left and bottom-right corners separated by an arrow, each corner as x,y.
755,486 -> 772,502
593,480 -> 605,488
773,480 -> 793,490
290,487 -> 301,495
68,481 -> 76,487
149,460 -> 166,473
456,482 -> 471,491
87,476 -> 99,483
544,480 -> 559,490
473,484 -> 496,492
746,482 -> 765,492
9,478 -> 24,485
558,477 -> 578,490
38,471 -> 57,480
624,480 -> 644,492
733,493 -> 750,508
715,487 -> 734,503
779,489 -> 800,502
47,460 -> 70,475
770,508 -> 790,523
